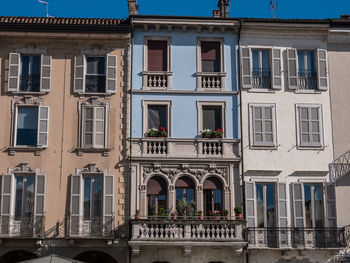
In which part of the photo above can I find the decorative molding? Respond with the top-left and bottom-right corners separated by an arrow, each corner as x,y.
138,185 -> 146,191
11,96 -> 43,112
8,162 -> 41,174
245,170 -> 282,177
77,163 -> 105,174
291,170 -> 329,177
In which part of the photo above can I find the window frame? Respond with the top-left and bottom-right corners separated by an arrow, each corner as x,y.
143,36 -> 171,73
84,55 -> 107,94
142,100 -> 172,137
295,104 -> 324,149
303,183 -> 325,228
249,103 -> 277,148
255,182 -> 277,228
82,174 -> 104,220
197,38 -> 225,74
197,101 -> 226,138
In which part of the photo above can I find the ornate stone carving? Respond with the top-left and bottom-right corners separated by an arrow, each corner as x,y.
168,185 -> 175,191
79,163 -> 104,174
138,185 -> 146,191
8,162 -> 38,174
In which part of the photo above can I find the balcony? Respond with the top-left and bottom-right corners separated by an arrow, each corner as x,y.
65,216 -> 114,239
196,72 -> 226,90
0,216 -> 45,238
252,69 -> 271,89
131,137 -> 240,160
142,71 -> 173,89
297,71 -> 317,90
329,150 -> 350,182
247,227 -> 348,249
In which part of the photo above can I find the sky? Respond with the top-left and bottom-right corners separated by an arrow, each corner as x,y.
0,0 -> 349,20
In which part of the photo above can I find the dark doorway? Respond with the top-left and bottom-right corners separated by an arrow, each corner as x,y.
1,250 -> 37,263
75,251 -> 117,263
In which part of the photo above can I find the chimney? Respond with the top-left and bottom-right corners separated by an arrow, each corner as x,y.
214,0 -> 230,18
128,0 -> 138,16
213,10 -> 221,18
340,14 -> 350,19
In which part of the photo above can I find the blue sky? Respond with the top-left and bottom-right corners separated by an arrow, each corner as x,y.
0,0 -> 349,19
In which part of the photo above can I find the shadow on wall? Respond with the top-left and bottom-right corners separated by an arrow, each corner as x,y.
336,173 -> 350,187
0,250 -> 37,263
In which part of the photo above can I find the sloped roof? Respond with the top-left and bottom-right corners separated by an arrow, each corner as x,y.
19,254 -> 84,263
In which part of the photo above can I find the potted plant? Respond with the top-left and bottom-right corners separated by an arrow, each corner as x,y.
223,209 -> 230,220
213,210 -> 221,220
171,210 -> 178,220
200,129 -> 213,138
200,129 -> 224,138
197,210 -> 204,220
213,128 -> 223,138
234,206 -> 243,219
146,127 -> 168,137
135,209 -> 141,219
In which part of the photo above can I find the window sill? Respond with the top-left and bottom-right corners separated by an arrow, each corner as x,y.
76,147 -> 111,156
11,91 -> 48,96
294,90 -> 322,94
297,145 -> 324,150
249,145 -> 278,150
76,93 -> 113,98
247,88 -> 275,94
8,146 -> 46,156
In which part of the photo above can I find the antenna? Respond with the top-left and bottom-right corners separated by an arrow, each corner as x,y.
269,0 -> 278,18
38,0 -> 53,18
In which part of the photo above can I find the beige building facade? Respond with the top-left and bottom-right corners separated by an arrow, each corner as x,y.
0,17 -> 130,263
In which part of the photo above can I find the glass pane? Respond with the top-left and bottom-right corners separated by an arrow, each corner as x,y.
266,184 -> 275,227
304,184 -> 312,227
314,184 -> 324,228
312,134 -> 320,143
85,108 -> 93,119
252,49 -> 259,71
96,108 -> 104,120
255,133 -> 263,142
15,176 -> 24,220
84,134 -> 93,145
186,189 -> 194,203
20,56 -> 40,92
255,121 -> 262,132
176,188 -> 184,201
256,184 -> 264,228
86,57 -> 105,75
23,176 -> 35,217
95,121 -> 104,133
265,133 -> 273,142
300,108 -> 308,120
148,105 -> 167,130
264,121 -> 272,132
298,51 -> 305,76
261,50 -> 270,71
16,107 -> 38,146
95,134 -> 104,146
83,177 -> 91,220
213,189 -> 222,211
202,60 -> 220,72
264,107 -> 272,119
302,134 -> 310,143
311,108 -> 319,120
306,51 -> 315,73
93,176 -> 102,218
85,120 -> 93,132
312,121 -> 320,133
254,107 -> 262,119
301,121 -> 309,133
203,106 -> 222,130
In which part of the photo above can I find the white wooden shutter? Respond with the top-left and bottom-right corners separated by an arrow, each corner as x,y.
103,173 -> 114,233
94,107 -> 105,148
74,55 -> 85,93
317,49 -> 328,91
34,174 -> 46,236
277,183 -> 288,227
106,55 -> 117,94
70,174 -> 82,235
241,47 -> 252,89
292,183 -> 305,228
37,106 -> 49,147
271,48 -> 282,90
325,183 -> 337,228
1,174 -> 13,235
40,54 -> 51,92
8,53 -> 21,92
245,181 -> 256,227
287,48 -> 298,90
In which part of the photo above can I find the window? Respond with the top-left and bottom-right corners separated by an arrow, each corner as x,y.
203,177 -> 223,216
304,184 -> 324,228
297,51 -> 317,90
82,107 -> 106,148
147,40 -> 168,72
73,54 -> 117,94
83,176 -> 103,220
15,105 -> 49,148
175,177 -> 196,217
14,175 -> 35,220
201,41 -> 221,72
8,53 -> 51,93
148,105 -> 167,130
252,49 -> 271,89
297,105 -> 323,147
256,183 -> 276,228
147,176 -> 168,216
250,104 -> 276,147
197,101 -> 225,136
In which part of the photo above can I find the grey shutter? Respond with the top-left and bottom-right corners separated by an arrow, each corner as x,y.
37,106 -> 49,147
106,55 -> 117,94
292,183 -> 304,228
325,183 -> 337,228
34,174 -> 46,236
70,174 -> 81,235
8,53 -> 20,92
103,173 -> 114,234
74,55 -> 85,93
252,106 -> 262,145
317,49 -> 328,91
40,54 -> 51,92
245,182 -> 256,227
241,47 -> 252,89
1,174 -> 13,235
287,48 -> 298,90
83,107 -> 93,148
271,48 -> 282,90
277,183 -> 288,227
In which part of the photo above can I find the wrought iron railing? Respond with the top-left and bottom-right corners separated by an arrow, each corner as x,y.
66,216 -> 114,238
20,74 -> 40,92
329,150 -> 350,182
247,227 -> 347,249
252,68 -> 271,89
0,215 -> 45,238
298,70 -> 317,90
85,75 -> 106,93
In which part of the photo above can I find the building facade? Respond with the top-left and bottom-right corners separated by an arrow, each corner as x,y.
0,17 -> 130,263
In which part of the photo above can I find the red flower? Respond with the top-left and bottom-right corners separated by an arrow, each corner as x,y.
160,127 -> 165,131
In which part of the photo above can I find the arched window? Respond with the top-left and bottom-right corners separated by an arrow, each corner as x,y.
203,176 -> 223,216
175,176 -> 196,217
147,176 -> 168,217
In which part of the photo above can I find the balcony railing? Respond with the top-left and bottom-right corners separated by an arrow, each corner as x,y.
196,72 -> 226,90
297,70 -> 317,90
131,138 -> 240,159
247,227 -> 348,249
20,74 -> 40,92
329,150 -> 350,182
66,216 -> 114,238
85,75 -> 106,93
0,215 -> 45,238
142,71 -> 172,89
252,69 -> 271,89
131,219 -> 244,242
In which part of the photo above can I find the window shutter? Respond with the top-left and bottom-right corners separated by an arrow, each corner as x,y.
34,174 -> 46,236
1,174 -> 13,235
74,55 -> 85,93
292,183 -> 304,228
106,55 -> 117,94
40,54 -> 51,92
240,47 -> 252,89
324,183 -> 337,228
37,106 -> 49,147
317,49 -> 328,91
287,48 -> 298,90
271,48 -> 282,90
103,173 -> 114,233
277,183 -> 288,228
94,107 -> 105,148
148,40 -> 167,71
8,53 -> 20,92
70,174 -> 81,235
245,181 -> 256,227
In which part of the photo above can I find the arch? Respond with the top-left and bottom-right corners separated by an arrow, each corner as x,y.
0,250 -> 37,263
74,250 -> 117,263
147,175 -> 168,216
175,175 -> 196,217
203,176 -> 224,216
172,172 -> 200,186
203,176 -> 223,190
200,173 -> 227,187
143,173 -> 172,186
175,176 -> 195,188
